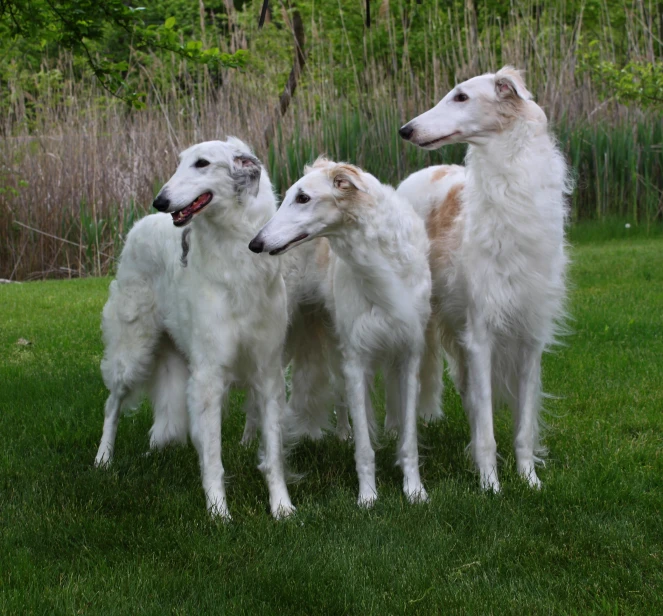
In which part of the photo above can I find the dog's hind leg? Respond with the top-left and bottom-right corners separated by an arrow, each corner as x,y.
419,319 -> 444,423
384,362 -> 401,434
240,389 -> 259,445
284,309 -> 334,440
96,281 -> 159,466
398,353 -> 428,503
513,342 -> 544,489
254,367 -> 294,519
328,343 -> 351,440
96,353 -> 154,466
95,390 -> 127,467
148,336 -> 189,450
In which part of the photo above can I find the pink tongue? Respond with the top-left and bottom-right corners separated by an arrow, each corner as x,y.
172,193 -> 211,223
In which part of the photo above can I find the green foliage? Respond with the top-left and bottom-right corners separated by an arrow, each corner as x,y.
587,57 -> 663,107
0,0 -> 248,106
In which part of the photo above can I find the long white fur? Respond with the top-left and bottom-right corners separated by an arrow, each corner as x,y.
95,138 -> 294,520
239,238 -> 349,444
250,160 -> 432,505
398,67 -> 570,491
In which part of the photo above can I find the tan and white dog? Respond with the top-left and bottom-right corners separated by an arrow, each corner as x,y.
95,138 -> 294,520
398,67 -> 571,491
249,159 -> 432,506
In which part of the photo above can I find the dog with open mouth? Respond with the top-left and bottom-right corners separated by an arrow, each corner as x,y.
95,137 -> 294,520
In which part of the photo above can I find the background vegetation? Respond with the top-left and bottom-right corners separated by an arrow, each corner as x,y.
1,0 -> 662,279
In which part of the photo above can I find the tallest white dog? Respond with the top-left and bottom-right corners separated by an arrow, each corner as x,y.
398,67 -> 570,491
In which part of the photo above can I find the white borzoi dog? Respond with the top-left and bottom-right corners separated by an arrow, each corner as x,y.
238,237 -> 350,444
249,159 -> 432,505
95,138 -> 294,520
398,67 -> 570,491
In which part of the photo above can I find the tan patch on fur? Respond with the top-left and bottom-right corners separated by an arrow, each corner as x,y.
331,162 -> 363,180
430,167 -> 451,182
496,66 -> 531,99
426,182 -> 463,268
315,238 -> 331,271
328,162 -> 375,220
491,66 -> 532,130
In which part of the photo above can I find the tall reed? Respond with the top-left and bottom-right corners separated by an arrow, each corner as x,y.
1,0 -> 661,280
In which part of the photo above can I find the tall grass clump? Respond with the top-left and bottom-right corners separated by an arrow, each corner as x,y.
1,0 -> 661,280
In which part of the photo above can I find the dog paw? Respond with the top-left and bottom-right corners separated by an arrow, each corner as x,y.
272,501 -> 296,520
519,465 -> 542,489
240,430 -> 257,447
94,450 -> 113,468
418,405 -> 444,424
384,416 -> 400,436
206,493 -> 231,521
479,469 -> 501,493
527,475 -> 542,490
357,491 -> 377,509
405,485 -> 429,504
336,423 -> 352,441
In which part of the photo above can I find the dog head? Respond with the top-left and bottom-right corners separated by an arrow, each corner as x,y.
153,137 -> 263,227
399,66 -> 544,148
248,158 -> 378,255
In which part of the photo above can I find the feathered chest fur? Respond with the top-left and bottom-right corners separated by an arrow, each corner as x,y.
459,183 -> 566,335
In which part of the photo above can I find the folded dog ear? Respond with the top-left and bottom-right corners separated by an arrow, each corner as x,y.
331,164 -> 364,193
333,173 -> 359,192
231,153 -> 262,198
495,66 -> 532,101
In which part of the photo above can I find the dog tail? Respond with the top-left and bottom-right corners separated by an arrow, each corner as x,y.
147,336 -> 190,449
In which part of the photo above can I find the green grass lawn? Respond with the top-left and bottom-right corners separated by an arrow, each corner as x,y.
1,238 -> 662,614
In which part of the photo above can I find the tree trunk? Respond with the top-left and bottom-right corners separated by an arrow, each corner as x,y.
264,7 -> 306,146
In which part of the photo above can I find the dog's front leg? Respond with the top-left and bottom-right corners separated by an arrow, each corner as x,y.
254,369 -> 295,519
418,317 -> 444,422
515,342 -> 544,489
187,366 -> 230,519
464,314 -> 500,492
398,353 -> 428,503
342,354 -> 377,507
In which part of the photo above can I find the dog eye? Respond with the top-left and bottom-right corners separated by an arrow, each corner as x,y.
453,93 -> 469,102
295,193 -> 310,204
194,159 -> 210,168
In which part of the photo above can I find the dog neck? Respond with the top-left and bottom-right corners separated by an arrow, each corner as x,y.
466,114 -> 562,209
462,115 -> 568,256
328,192 -> 423,328
188,190 -> 278,272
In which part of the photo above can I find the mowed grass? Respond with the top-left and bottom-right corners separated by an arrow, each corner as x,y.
1,238 -> 662,615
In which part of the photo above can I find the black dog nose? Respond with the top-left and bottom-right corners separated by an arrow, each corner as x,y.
399,123 -> 414,140
248,237 -> 264,254
153,194 -> 170,212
